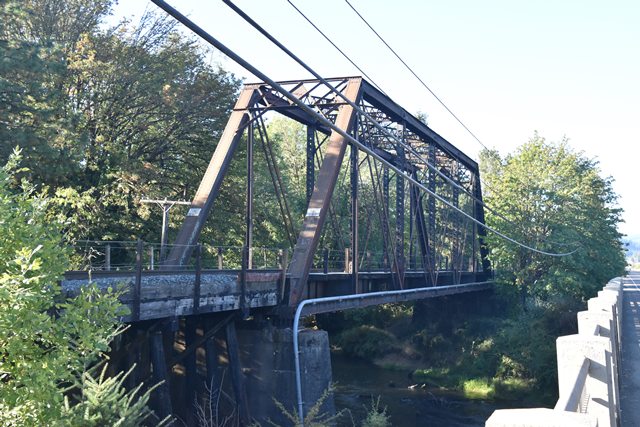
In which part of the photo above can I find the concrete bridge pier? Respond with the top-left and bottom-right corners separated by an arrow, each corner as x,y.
237,325 -> 335,424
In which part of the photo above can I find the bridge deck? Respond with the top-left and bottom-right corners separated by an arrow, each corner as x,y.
620,272 -> 640,426
62,269 -> 490,321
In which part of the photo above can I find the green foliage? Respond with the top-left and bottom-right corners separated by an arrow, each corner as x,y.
480,135 -> 626,305
0,150 -> 150,426
462,378 -> 494,400
270,386 -> 345,427
1,0 -> 241,245
361,397 -> 390,427
336,326 -> 399,360
62,364 -> 159,427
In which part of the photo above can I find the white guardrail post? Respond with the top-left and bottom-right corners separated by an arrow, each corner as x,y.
486,278 -> 623,427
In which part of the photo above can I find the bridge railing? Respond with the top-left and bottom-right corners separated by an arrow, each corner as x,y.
486,278 -> 623,427
71,240 -> 486,278
71,240 -> 290,271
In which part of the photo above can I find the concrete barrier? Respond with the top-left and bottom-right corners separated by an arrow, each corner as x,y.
486,278 -> 623,427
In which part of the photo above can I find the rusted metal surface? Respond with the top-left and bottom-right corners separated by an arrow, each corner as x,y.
163,85 -> 260,269
287,78 -> 362,306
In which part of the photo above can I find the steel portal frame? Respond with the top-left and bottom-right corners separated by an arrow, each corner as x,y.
164,76 -> 491,307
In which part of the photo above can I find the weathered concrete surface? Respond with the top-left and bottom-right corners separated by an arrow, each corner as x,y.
485,408 -> 597,427
620,272 -> 640,426
62,270 -> 280,321
238,327 -> 334,425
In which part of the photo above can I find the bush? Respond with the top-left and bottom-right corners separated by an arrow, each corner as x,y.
0,149 -> 153,426
361,397 -> 390,427
336,326 -> 399,360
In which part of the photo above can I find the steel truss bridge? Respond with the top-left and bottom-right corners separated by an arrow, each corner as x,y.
63,77 -> 494,424
65,76 -> 492,319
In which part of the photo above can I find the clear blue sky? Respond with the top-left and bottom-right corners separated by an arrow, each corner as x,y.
114,0 -> 640,236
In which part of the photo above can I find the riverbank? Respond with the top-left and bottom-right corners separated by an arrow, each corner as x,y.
331,353 -> 535,426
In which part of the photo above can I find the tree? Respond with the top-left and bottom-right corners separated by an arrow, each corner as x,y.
480,134 -> 625,307
0,149 -> 154,426
0,0 -> 241,246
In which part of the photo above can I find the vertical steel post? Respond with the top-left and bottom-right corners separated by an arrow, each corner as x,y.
240,246 -> 248,318
323,248 -> 329,274
409,178 -> 415,270
473,174 -> 492,277
452,163 -> 460,284
246,121 -> 254,270
382,166 -> 390,270
134,239 -> 142,321
428,145 -> 437,273
350,143 -> 359,293
160,204 -> 170,261
280,249 -> 288,302
149,246 -> 155,270
395,147 -> 405,288
194,244 -> 202,313
471,174 -> 477,274
105,244 -> 111,271
306,125 -> 315,204
344,248 -> 350,273
217,246 -> 223,269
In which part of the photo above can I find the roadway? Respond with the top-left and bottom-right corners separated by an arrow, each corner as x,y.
620,271 -> 640,426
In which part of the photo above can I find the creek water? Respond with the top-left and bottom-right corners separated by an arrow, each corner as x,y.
331,354 -> 510,426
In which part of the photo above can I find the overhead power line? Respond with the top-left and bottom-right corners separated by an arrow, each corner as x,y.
344,0 -> 489,152
284,0 -> 387,95
342,0 -> 579,250
276,0 -> 581,254
152,0 -> 578,258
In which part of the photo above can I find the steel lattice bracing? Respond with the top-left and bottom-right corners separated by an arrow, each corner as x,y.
164,76 -> 491,307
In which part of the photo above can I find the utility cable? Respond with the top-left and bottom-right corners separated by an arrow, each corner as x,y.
221,0 -> 579,257
342,0 -> 575,249
300,0 -> 578,252
284,0 -> 387,95
152,0 -> 578,258
344,0 -> 488,151
227,0 -> 576,254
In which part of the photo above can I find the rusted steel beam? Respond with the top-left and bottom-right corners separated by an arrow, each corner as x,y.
287,78 -> 362,306
360,79 -> 479,174
163,85 -> 260,269
474,176 -> 492,277
411,176 -> 433,286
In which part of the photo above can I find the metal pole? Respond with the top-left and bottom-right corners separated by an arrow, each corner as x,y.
396,146 -> 406,287
246,121 -> 254,269
161,204 -> 170,261
323,248 -> 329,274
350,144 -> 359,293
134,239 -> 143,321
105,244 -> 111,271
141,198 -> 190,263
306,125 -> 315,205
344,248 -> 350,273
194,244 -> 202,313
150,245 -> 155,270
428,145 -> 437,273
